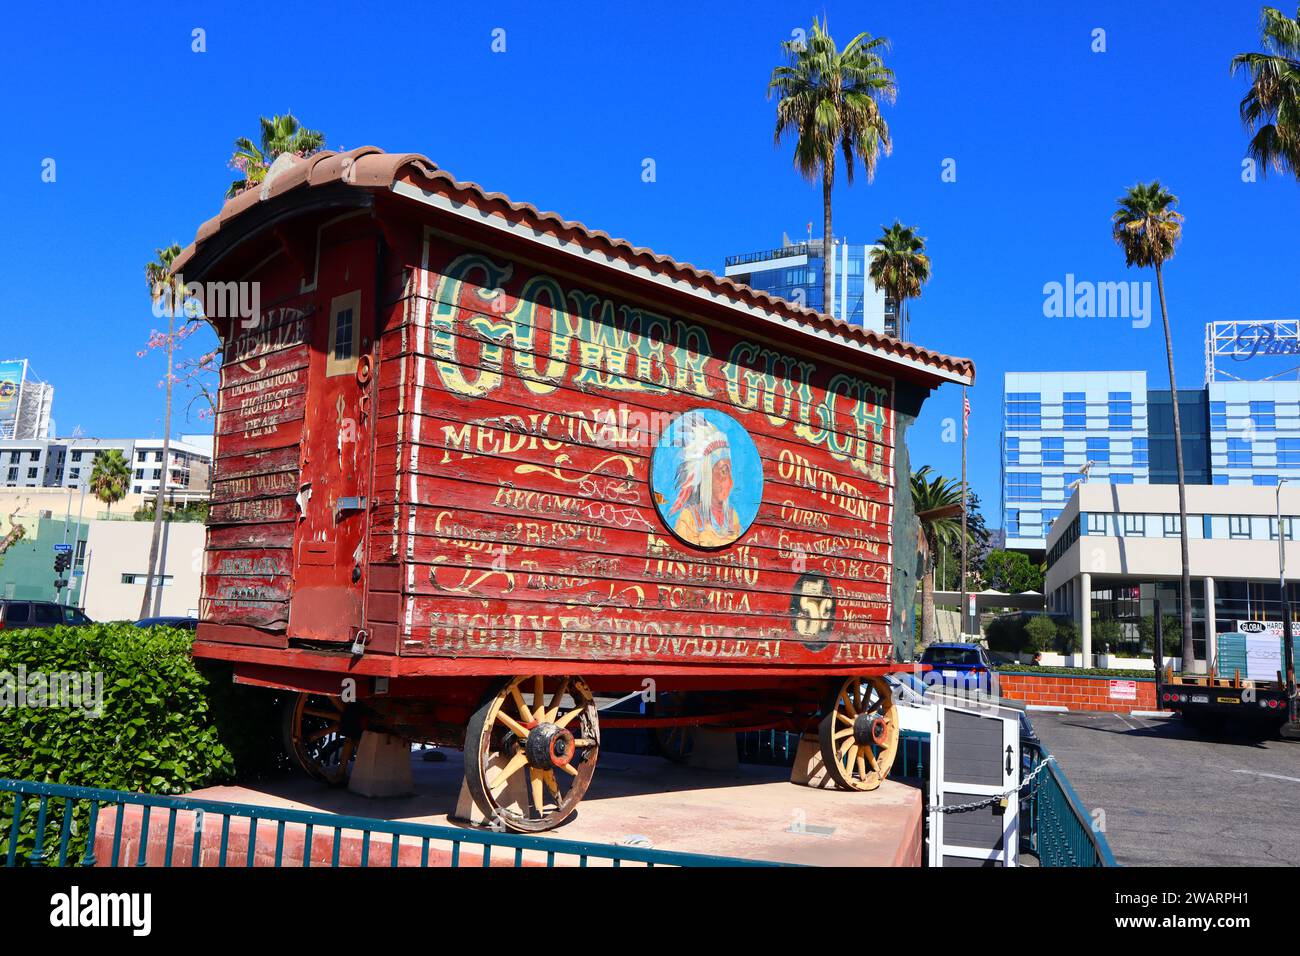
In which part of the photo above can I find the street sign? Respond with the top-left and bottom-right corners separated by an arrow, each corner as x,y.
52,543 -> 72,553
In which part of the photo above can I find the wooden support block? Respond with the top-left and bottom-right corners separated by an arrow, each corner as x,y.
451,751 -> 529,827
347,732 -> 414,798
790,732 -> 838,789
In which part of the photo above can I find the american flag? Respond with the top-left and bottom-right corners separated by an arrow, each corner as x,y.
962,391 -> 971,439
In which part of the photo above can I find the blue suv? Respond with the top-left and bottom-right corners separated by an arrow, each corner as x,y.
919,642 -> 994,691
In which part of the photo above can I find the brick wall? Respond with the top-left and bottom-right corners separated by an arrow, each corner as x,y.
998,672 -> 1156,713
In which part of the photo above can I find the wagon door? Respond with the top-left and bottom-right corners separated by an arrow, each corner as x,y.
289,251 -> 376,645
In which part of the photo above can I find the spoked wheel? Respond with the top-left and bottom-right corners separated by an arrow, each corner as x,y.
281,692 -> 359,787
464,675 -> 600,832
818,676 -> 899,792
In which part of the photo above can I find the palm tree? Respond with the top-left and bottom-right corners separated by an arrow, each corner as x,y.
1112,182 -> 1195,671
227,113 -> 326,197
140,245 -> 186,618
769,19 -> 894,314
88,449 -> 130,513
912,466 -> 970,645
1231,5 -> 1300,180
868,221 -> 931,339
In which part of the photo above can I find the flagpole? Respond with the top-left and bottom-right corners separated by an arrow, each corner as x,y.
960,387 -> 969,636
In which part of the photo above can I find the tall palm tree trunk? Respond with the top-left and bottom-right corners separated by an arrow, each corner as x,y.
140,306 -> 175,618
920,555 -> 937,643
822,168 -> 834,314
1156,264 -> 1196,671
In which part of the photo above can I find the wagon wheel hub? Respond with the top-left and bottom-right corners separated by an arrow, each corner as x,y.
853,712 -> 889,748
525,722 -> 576,770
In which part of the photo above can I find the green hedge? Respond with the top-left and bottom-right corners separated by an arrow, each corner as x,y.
998,665 -> 1156,678
0,623 -> 285,864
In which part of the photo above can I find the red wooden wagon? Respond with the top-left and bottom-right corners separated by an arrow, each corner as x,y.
176,147 -> 975,831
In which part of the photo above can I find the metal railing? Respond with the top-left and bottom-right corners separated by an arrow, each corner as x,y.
1021,742 -> 1117,867
0,778 -> 792,869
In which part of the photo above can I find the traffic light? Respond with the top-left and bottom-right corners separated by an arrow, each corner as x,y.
53,551 -> 71,574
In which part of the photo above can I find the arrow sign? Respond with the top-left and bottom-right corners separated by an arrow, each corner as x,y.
1005,745 -> 1014,776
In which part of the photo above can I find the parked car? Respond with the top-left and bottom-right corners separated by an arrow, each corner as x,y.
133,616 -> 199,631
0,600 -> 93,630
919,642 -> 995,691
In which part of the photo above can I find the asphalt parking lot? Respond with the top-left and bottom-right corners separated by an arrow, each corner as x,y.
1030,711 -> 1300,866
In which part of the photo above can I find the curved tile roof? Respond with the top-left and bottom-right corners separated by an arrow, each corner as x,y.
175,147 -> 974,384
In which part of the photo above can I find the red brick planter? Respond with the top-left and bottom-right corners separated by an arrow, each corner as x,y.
998,672 -> 1156,713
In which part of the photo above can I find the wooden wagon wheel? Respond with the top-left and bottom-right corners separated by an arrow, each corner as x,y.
464,675 -> 600,832
817,676 -> 899,792
281,692 -> 359,787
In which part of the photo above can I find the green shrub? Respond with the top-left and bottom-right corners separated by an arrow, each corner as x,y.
986,614 -> 1030,653
1054,619 -> 1080,654
0,623 -> 280,864
1024,614 -> 1057,652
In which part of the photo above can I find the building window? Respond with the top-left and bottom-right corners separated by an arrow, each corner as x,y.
135,469 -> 144,479
1006,472 -> 1042,502
1006,392 -> 1041,430
1280,438 -> 1300,467
1122,514 -> 1145,534
1228,438 -> 1253,468
1108,392 -> 1133,429
1043,508 -> 1062,532
1229,516 -> 1251,540
1253,475 -> 1279,487
1133,437 -> 1148,467
71,451 -> 83,462
1042,437 -> 1064,466
68,468 -> 79,480
5,468 -> 16,482
1250,400 -> 1275,429
1006,509 -> 1020,536
1110,472 -> 1133,484
1086,436 -> 1110,463
1087,513 -> 1108,535
1063,392 -> 1087,430
327,290 -> 363,376
26,468 -> 37,479
1006,436 -> 1020,465
1210,401 -> 1227,430
1271,516 -> 1295,540
1212,474 -> 1229,486
121,573 -> 173,586
1162,514 -> 1181,537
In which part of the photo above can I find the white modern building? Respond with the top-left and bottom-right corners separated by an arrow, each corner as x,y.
0,436 -> 213,498
0,359 -> 54,440
1045,483 -> 1300,669
1002,371 -> 1151,551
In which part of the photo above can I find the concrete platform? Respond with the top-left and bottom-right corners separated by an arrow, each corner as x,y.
179,749 -> 922,867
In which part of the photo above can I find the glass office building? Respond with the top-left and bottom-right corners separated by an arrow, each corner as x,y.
1003,370 -> 1300,552
723,237 -> 896,335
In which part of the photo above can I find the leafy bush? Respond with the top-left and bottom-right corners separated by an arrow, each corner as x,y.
1024,614 -> 1057,651
0,623 -> 281,864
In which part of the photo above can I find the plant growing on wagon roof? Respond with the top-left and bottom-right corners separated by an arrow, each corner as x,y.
769,18 -> 894,315
1231,4 -> 1300,180
227,113 -> 326,197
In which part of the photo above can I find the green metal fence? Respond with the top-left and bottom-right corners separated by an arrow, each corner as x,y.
0,778 -> 793,869
1021,742 -> 1117,867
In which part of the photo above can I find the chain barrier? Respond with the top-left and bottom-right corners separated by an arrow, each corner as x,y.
926,754 -> 1056,815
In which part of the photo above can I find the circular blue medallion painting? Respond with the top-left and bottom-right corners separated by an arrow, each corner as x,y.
651,409 -> 763,548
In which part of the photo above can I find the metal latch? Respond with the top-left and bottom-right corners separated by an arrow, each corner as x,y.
335,496 -> 367,520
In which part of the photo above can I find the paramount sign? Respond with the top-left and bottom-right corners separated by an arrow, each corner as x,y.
1228,323 -> 1300,361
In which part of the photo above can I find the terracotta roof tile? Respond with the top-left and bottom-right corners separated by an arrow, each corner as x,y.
174,148 -> 974,384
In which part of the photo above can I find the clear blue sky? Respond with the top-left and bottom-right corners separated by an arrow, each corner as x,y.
1,0 -> 1295,525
